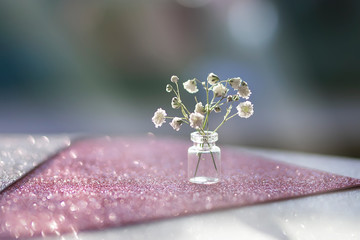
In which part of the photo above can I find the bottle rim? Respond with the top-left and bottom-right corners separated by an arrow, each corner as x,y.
191,131 -> 218,143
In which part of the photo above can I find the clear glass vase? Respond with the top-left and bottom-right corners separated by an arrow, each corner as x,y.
188,131 -> 221,184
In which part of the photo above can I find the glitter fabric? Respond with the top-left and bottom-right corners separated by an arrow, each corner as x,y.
0,135 -> 71,192
0,137 -> 359,239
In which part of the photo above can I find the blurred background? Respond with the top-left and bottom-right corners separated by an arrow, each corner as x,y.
0,0 -> 359,157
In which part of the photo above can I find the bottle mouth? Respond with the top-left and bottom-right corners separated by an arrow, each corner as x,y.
191,131 -> 218,143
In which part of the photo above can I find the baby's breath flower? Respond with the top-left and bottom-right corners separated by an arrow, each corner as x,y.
171,75 -> 179,83
170,117 -> 183,131
228,77 -> 242,89
166,84 -> 173,93
195,102 -> 206,115
207,73 -> 220,85
171,97 -> 181,109
152,108 -> 167,128
238,81 -> 251,99
236,101 -> 254,118
183,78 -> 199,93
152,73 -> 254,134
205,104 -> 211,112
213,83 -> 228,98
189,112 -> 204,129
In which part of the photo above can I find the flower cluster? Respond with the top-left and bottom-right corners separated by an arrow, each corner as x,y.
152,73 -> 254,133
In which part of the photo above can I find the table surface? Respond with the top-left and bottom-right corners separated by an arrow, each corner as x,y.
1,135 -> 359,240
58,147 -> 360,240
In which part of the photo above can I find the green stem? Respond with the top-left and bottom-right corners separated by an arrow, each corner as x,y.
210,150 -> 217,171
202,82 -> 210,129
211,96 -> 226,110
194,151 -> 202,177
175,82 -> 181,100
193,139 -> 218,178
213,113 -> 238,133
181,103 -> 191,115
203,112 -> 209,130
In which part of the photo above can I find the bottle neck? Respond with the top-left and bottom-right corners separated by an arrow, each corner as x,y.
193,141 -> 216,150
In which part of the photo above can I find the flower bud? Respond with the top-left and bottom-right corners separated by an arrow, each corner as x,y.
227,95 -> 233,102
207,73 -> 220,85
171,97 -> 181,109
233,94 -> 240,101
214,106 -> 221,113
166,84 -> 173,93
171,75 -> 179,83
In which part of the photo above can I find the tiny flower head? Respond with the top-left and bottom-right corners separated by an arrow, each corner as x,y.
171,97 -> 181,109
166,84 -> 173,93
195,102 -> 206,115
152,108 -> 167,128
236,101 -> 254,118
227,95 -> 233,102
228,77 -> 242,89
183,78 -> 199,93
170,117 -> 183,131
238,81 -> 252,99
214,106 -> 221,113
171,75 -> 179,83
232,94 -> 240,101
207,73 -> 220,85
205,104 -> 211,112
212,83 -> 228,98
189,112 -> 204,129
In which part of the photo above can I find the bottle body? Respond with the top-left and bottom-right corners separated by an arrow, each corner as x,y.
188,131 -> 221,184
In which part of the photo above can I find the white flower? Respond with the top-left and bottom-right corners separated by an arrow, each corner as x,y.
171,75 -> 179,83
229,77 -> 241,89
170,117 -> 182,131
238,81 -> 251,99
183,78 -> 198,93
212,83 -> 228,98
207,73 -> 219,85
236,101 -> 254,118
195,102 -> 205,115
152,108 -> 167,128
189,112 -> 204,129
171,97 -> 181,109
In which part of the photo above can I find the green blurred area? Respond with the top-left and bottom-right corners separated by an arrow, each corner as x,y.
0,1 -> 359,158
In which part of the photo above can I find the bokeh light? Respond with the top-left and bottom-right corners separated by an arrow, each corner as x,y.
0,0 -> 359,157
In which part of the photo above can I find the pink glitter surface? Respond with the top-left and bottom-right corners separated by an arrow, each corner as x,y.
1,136 -> 359,239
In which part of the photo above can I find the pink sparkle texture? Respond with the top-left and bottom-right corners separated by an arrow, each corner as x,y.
1,137 -> 359,239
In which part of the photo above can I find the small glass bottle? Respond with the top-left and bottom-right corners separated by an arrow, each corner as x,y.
188,131 -> 221,184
